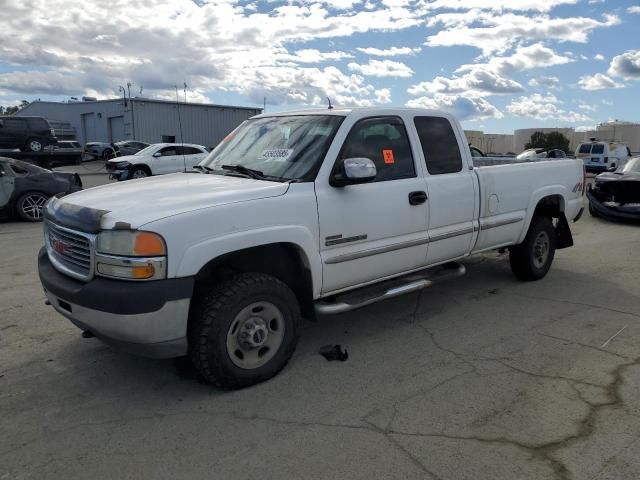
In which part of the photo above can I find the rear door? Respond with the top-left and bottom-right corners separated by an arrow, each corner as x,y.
413,116 -> 478,265
0,118 -> 27,149
181,146 -> 207,170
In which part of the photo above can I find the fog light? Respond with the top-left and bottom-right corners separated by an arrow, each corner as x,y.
97,263 -> 155,279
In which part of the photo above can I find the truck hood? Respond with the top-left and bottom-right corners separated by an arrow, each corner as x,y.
58,172 -> 290,229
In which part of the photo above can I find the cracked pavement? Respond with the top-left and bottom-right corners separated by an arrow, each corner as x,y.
1,186 -> 639,479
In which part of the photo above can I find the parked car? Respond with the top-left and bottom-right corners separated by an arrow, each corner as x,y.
0,116 -> 58,152
0,157 -> 82,221
575,139 -> 631,173
105,143 -> 209,180
586,156 -> 640,222
39,107 -> 585,388
84,140 -> 149,159
516,148 -> 567,160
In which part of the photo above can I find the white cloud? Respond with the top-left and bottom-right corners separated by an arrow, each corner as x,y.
578,73 -> 624,90
608,50 -> 640,79
528,76 -> 561,89
408,67 -> 523,96
594,53 -> 605,61
421,0 -> 578,12
425,12 -> 620,54
375,88 -> 392,103
347,59 -> 414,77
506,93 -> 592,122
406,94 -> 502,120
356,46 -> 420,57
628,6 -> 640,14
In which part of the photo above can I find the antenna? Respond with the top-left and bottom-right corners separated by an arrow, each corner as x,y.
175,84 -> 187,172
327,97 -> 333,110
263,96 -> 266,113
183,81 -> 187,104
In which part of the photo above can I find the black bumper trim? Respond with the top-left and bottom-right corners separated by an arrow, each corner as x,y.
38,248 -> 194,315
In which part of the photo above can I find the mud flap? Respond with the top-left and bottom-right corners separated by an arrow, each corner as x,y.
555,213 -> 574,249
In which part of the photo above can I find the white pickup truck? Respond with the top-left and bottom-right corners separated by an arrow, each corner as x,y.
39,108 -> 585,388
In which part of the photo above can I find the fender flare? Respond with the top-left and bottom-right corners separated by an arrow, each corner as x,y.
517,185 -> 570,244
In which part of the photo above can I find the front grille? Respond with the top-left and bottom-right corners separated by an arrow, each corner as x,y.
45,221 -> 94,281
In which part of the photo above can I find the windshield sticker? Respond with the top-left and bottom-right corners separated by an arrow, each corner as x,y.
383,149 -> 395,164
260,148 -> 294,161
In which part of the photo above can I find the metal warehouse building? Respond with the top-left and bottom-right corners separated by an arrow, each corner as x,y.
17,98 -> 262,148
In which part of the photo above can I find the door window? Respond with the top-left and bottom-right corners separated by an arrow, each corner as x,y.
3,118 -> 26,130
591,144 -> 605,154
159,147 -> 177,156
339,117 -> 415,182
28,118 -> 49,130
182,146 -> 203,155
578,143 -> 592,154
414,116 -> 463,175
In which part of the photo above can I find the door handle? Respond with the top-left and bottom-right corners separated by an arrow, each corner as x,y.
408,191 -> 428,205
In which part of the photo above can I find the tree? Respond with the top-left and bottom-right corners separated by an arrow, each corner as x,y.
525,131 -> 571,153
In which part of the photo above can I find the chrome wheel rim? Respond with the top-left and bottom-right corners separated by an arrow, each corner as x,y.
29,140 -> 42,152
22,194 -> 48,220
226,301 -> 285,370
533,231 -> 550,268
132,170 -> 148,178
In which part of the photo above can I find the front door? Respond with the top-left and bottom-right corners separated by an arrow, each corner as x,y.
0,160 -> 15,216
153,146 -> 180,174
413,116 -> 477,265
315,115 -> 429,294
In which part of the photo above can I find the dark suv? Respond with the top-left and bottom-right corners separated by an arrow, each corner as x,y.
0,116 -> 58,152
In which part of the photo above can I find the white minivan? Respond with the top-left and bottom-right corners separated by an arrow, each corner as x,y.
106,143 -> 209,180
575,139 -> 631,173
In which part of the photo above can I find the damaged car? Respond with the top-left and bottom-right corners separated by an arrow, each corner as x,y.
0,157 -> 82,222
587,156 -> 640,222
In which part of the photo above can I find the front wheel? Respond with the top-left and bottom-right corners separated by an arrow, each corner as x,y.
16,192 -> 49,222
509,216 -> 556,281
188,272 -> 301,389
25,138 -> 43,152
130,166 -> 149,179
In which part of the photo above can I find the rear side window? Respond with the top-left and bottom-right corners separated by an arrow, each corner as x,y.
414,116 -> 463,175
182,146 -> 203,155
28,118 -> 49,130
339,116 -> 415,182
3,118 -> 26,129
578,143 -> 591,154
592,144 -> 605,154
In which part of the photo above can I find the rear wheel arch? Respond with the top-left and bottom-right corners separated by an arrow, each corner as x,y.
192,242 -> 316,320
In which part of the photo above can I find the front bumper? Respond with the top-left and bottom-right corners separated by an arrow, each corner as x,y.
38,248 -> 194,358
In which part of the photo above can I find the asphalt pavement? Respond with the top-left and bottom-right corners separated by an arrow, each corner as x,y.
1,174 -> 639,480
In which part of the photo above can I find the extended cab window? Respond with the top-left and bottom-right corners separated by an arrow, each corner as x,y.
414,116 -> 462,175
340,117 -> 415,182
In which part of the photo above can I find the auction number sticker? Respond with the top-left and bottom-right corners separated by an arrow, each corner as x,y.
260,149 -> 293,161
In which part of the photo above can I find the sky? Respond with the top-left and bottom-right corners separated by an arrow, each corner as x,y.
1,0 -> 639,133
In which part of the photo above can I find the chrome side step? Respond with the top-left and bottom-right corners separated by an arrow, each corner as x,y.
315,262 -> 466,315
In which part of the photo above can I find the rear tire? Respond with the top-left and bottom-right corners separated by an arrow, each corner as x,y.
509,216 -> 556,281
25,138 -> 43,152
188,272 -> 301,389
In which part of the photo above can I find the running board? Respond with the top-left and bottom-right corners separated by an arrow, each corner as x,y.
315,262 -> 466,315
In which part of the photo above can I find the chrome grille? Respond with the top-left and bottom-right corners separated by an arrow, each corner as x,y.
45,221 -> 95,281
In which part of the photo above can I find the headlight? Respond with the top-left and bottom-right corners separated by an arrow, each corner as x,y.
96,230 -> 165,256
95,230 -> 166,281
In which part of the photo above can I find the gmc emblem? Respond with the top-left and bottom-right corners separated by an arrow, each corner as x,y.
50,235 -> 67,255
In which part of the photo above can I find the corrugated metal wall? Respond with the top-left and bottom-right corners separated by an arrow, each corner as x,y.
18,100 -> 261,147
133,101 -> 260,148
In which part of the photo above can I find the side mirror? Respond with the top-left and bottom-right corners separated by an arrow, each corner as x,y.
152,152 -> 162,158
331,157 -> 377,187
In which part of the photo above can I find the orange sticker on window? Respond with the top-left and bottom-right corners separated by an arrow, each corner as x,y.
383,149 -> 395,164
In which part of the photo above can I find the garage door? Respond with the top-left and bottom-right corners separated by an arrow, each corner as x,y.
109,116 -> 125,142
81,113 -> 96,143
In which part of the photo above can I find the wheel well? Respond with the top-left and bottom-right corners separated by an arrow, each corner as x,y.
194,243 -> 315,320
534,194 -> 564,219
131,164 -> 152,175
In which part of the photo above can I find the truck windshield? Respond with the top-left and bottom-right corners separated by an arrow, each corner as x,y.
200,115 -> 344,181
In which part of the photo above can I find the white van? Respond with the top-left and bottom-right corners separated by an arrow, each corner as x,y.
575,139 -> 631,172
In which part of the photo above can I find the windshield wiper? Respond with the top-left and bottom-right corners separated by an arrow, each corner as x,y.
193,165 -> 213,173
221,164 -> 267,180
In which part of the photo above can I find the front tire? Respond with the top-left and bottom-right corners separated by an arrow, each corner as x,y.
130,166 -> 149,179
188,273 -> 301,389
509,216 -> 556,281
16,192 -> 49,222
